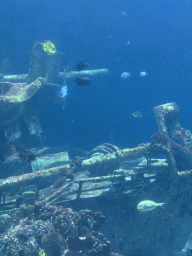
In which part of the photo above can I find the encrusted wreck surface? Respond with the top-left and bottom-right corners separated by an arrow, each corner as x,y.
0,77 -> 45,116
0,147 -> 70,180
1,97 -> 192,256
154,102 -> 192,150
152,102 -> 192,176
0,41 -> 109,155
0,144 -> 148,195
28,41 -> 63,83
82,144 -> 148,172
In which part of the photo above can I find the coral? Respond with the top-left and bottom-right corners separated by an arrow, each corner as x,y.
70,156 -> 83,172
41,232 -> 65,256
0,202 -> 115,256
77,210 -> 105,231
0,218 -> 53,256
147,131 -> 169,155
54,210 -> 78,238
148,131 -> 192,172
67,226 -> 110,256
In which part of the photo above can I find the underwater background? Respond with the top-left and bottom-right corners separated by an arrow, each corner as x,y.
0,0 -> 192,149
1,1 -> 192,256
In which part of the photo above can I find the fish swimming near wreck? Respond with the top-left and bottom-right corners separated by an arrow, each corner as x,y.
15,190 -> 38,208
19,151 -> 36,162
43,41 -> 56,55
76,62 -> 89,71
39,250 -> 46,256
74,77 -> 91,86
42,41 -> 65,56
22,191 -> 37,200
137,200 -> 166,212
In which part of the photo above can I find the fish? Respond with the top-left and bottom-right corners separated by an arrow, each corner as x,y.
43,41 -> 65,56
22,191 -> 37,200
19,151 -> 36,162
15,190 -> 38,208
43,41 -> 56,55
76,62 -> 89,71
132,111 -> 143,118
60,84 -> 68,98
121,72 -> 131,80
0,214 -> 10,221
39,250 -> 46,256
74,77 -> 91,86
137,200 -> 166,212
140,71 -> 148,77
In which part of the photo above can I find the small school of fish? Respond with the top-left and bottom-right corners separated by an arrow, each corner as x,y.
120,71 -> 148,79
137,200 -> 166,212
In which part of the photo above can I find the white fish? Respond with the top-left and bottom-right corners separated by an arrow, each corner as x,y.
137,200 -> 166,212
60,74 -> 68,98
60,84 -> 68,98
121,72 -> 131,80
140,71 -> 148,77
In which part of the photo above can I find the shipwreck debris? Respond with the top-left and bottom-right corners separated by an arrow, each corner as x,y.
0,41 -> 109,158
149,102 -> 192,178
0,144 -> 148,199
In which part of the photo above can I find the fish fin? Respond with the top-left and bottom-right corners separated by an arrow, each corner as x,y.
159,203 -> 167,207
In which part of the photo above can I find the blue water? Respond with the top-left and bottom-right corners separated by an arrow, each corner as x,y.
0,0 -> 192,150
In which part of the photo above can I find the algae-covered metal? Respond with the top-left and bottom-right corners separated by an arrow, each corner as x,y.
0,145 -> 148,195
152,102 -> 192,177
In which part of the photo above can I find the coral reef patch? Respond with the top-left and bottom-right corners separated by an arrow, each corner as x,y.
0,201 -> 116,256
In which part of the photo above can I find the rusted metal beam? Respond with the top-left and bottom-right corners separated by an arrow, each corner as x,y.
153,102 -> 192,180
82,145 -> 148,171
0,164 -> 70,193
2,69 -> 109,83
0,145 -> 148,193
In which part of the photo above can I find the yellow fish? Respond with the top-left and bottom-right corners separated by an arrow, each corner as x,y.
132,111 -> 143,118
43,41 -> 56,55
137,200 -> 166,212
39,250 -> 46,256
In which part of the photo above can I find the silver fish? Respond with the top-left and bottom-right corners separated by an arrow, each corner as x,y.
137,200 -> 166,212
